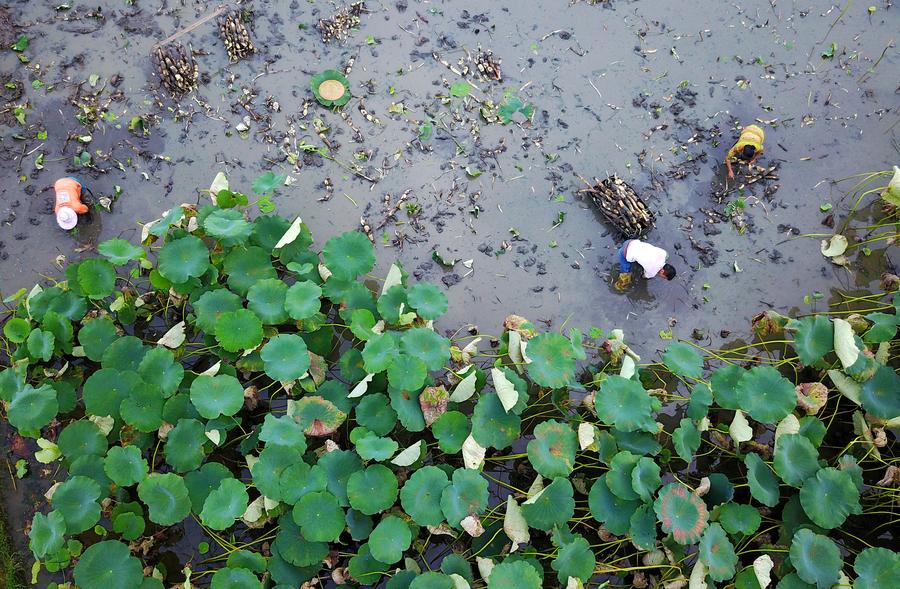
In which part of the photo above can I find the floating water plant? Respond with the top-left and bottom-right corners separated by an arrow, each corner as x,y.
310,69 -> 351,107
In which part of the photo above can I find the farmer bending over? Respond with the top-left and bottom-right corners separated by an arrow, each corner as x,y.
614,239 -> 676,290
725,124 -> 765,179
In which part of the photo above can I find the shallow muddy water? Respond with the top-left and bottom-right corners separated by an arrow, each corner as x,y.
1,0 -> 898,584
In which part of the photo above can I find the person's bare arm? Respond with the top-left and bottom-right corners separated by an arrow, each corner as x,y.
726,158 -> 735,179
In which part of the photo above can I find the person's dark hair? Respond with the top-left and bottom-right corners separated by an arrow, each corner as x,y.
662,264 -> 676,280
741,144 -> 757,160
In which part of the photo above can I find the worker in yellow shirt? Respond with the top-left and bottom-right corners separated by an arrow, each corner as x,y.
725,124 -> 765,179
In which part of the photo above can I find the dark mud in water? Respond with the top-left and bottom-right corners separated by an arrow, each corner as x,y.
1,0 -> 898,584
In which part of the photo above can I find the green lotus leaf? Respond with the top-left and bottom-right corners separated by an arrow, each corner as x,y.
215,309 -> 263,352
369,515 -> 413,564
596,375 -> 658,432
356,393 -> 398,436
854,547 -> 900,589
377,285 -> 408,324
386,570 -> 417,589
52,475 -> 102,533
400,466 -> 450,526
409,572 -> 455,589
673,418 -> 701,463
861,365 -> 900,420
69,453 -> 111,489
184,461 -> 231,513
26,328 -> 54,362
42,311 -> 73,354
406,282 -> 448,320
260,334 -> 310,381
440,468 -> 489,528
704,473 -> 735,509
73,540 -> 143,589
226,550 -> 268,574
709,363 -> 744,410
798,415 -> 826,448
158,236 -> 209,284
789,528 -> 842,589
489,560 -> 542,589
362,333 -> 399,373
346,508 -> 374,541
250,445 -> 301,502
98,238 -> 144,265
285,281 -> 322,321
29,510 -> 66,559
190,374 -> 244,419
662,342 -> 703,378
58,419 -> 106,461
526,419 -> 577,478
318,449 -> 362,506
402,328 -> 450,371
440,552 -> 475,583
631,456 -> 662,502
138,472 -> 191,525
349,308 -> 377,341
588,474 -> 641,536
223,246 -> 277,296
521,477 -> 574,531
290,396 -> 347,436
204,208 -> 252,243
311,69 -> 351,107
82,368 -> 136,419
102,336 -> 147,371
472,392 -> 521,450
524,332 -> 577,388
388,354 -> 428,391
210,568 -> 262,589
259,413 -> 307,450
432,411 -> 469,454
606,450 -> 641,500
103,445 -> 148,487
774,434 -> 820,487
3,317 -> 30,343
112,511 -> 145,541
745,452 -> 780,507
354,429 -> 399,461
77,258 -> 117,298
193,289 -> 243,334
347,464 -> 399,515
292,491 -> 346,542
653,483 -> 709,544
790,316 -> 833,365
863,312 -> 898,343
699,523 -> 738,581
165,418 -> 208,472
323,231 -> 375,280
628,503 -> 658,550
138,348 -> 184,397
78,316 -> 118,361
736,365 -> 796,423
717,502 -> 761,536
551,535 -> 595,584
246,278 -> 288,324
389,385 -> 427,432
8,384 -> 58,433
273,516 -> 329,569
775,573 -> 815,589
280,462 -> 328,505
120,381 -> 165,432
799,467 -> 861,529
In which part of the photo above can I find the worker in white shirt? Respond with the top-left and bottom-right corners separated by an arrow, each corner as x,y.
614,239 -> 677,290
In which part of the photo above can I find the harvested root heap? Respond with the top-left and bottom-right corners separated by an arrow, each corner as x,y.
218,10 -> 255,62
581,175 -> 655,238
474,48 -> 502,81
317,1 -> 365,43
152,43 -> 198,96
433,47 -> 503,83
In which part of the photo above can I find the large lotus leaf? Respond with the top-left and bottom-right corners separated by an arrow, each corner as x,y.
322,231 -> 375,280
673,418 -> 701,463
369,515 -> 413,565
388,354 -> 428,391
29,510 -> 66,559
112,510 -> 145,542
190,374 -> 244,419
78,316 -> 118,361
204,208 -> 252,243
214,309 -> 263,352
522,477 -> 574,531
402,328 -> 450,371
710,364 -> 744,409
158,236 -> 209,284
355,393 -> 398,436
73,540 -> 143,589
58,419 -> 106,461
489,560 -> 542,589
284,281 -> 322,321
98,238 -> 144,265
472,393 -> 521,450
653,483 -> 709,544
82,368 -> 136,419
42,311 -> 73,354
791,316 -> 833,365
354,429 -> 399,461
362,333 -> 399,373
789,529 -> 842,589
588,474 -> 641,535
773,434 -> 820,487
376,285 -> 408,325
69,454 -> 111,489
349,309 -> 377,341
201,478 -> 248,530
408,572 -> 456,589
280,462 -> 327,505
631,456 -> 662,502
292,491 -> 346,542
736,365 -> 796,424
346,508 -> 374,542
251,445 -> 302,502
259,413 -> 307,451
103,445 -> 148,487
662,342 -> 704,378
210,568 -> 262,589
441,468 -> 489,528
273,517 -> 329,570
863,312 -> 898,343
193,289 -> 243,334
389,385 -> 426,432
524,332 -> 577,388
745,452 -> 780,507
52,475 -> 102,533
854,547 -> 900,589
629,504 -> 658,550
136,348 -> 183,398
184,462 -> 232,513
3,317 -> 30,343
260,334 -> 310,381
26,329 -> 54,362
318,449 -> 362,506
77,258 -> 117,299
246,278 -> 289,324
226,550 -> 267,574
551,535 -> 595,584
717,503 -> 761,536
526,419 -> 577,478
223,246 -> 277,296
799,467 -> 860,529
138,472 -> 191,525
165,418 -> 207,472
101,336 -> 146,371
440,553 -> 475,583
703,473 -> 735,509
596,375 -> 658,432
860,365 -> 900,420
400,466 -> 450,526
347,464 -> 399,515
406,282 -> 448,320
432,411 -> 469,453
699,523 -> 738,581
120,381 -> 165,432
8,384 -> 58,434
289,396 -> 346,436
